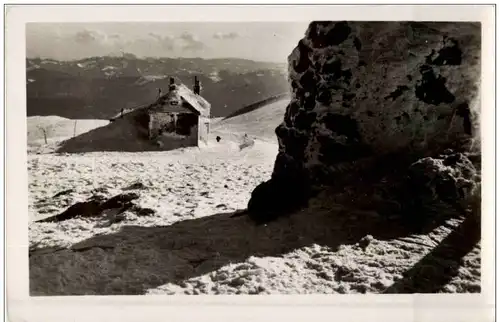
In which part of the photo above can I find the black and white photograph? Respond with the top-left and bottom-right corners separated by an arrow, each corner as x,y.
4,5 -> 495,317
24,18 -> 486,296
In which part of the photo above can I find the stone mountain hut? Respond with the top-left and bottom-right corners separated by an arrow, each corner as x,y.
111,76 -> 211,150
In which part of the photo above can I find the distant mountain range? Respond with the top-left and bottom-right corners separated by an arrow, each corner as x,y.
26,55 -> 290,119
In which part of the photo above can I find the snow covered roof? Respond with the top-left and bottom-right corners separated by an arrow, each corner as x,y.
109,106 -> 144,121
156,84 -> 211,117
109,82 -> 210,122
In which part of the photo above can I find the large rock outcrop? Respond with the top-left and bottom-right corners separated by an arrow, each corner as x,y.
247,21 -> 481,223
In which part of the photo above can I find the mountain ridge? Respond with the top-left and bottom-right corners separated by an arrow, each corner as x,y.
26,56 -> 289,119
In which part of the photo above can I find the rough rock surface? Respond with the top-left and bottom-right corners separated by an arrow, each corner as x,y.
248,21 -> 481,221
399,151 -> 481,230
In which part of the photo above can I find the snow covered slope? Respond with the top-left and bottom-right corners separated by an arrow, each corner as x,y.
212,97 -> 289,143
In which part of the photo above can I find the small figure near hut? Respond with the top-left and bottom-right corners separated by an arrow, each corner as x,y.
216,136 -> 221,143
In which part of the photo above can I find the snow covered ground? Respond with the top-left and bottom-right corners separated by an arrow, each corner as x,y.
28,116 -> 109,144
27,116 -> 109,154
28,104 -> 481,295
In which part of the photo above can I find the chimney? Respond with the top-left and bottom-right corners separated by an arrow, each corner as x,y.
193,76 -> 201,95
169,77 -> 175,91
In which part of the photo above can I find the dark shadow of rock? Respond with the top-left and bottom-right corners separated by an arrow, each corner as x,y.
383,212 -> 481,293
30,201 -> 416,296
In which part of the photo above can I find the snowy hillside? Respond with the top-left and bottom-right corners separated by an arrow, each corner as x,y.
28,98 -> 480,295
28,116 -> 109,143
212,97 -> 289,143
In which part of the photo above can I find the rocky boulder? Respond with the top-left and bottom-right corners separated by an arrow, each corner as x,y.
248,21 -> 481,222
399,150 -> 481,230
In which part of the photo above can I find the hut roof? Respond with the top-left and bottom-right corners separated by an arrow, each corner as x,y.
158,84 -> 210,117
110,83 -> 211,121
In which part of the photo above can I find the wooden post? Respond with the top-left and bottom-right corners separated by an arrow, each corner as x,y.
39,126 -> 47,144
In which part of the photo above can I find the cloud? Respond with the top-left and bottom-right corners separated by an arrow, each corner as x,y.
73,29 -> 122,48
148,32 -> 175,50
74,29 -> 102,44
59,29 -> 117,59
179,31 -> 196,42
178,32 -> 205,52
27,27 -> 212,60
148,32 -> 162,41
213,32 -> 239,40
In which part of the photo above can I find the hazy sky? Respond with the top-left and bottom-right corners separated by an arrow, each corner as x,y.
26,22 -> 310,63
